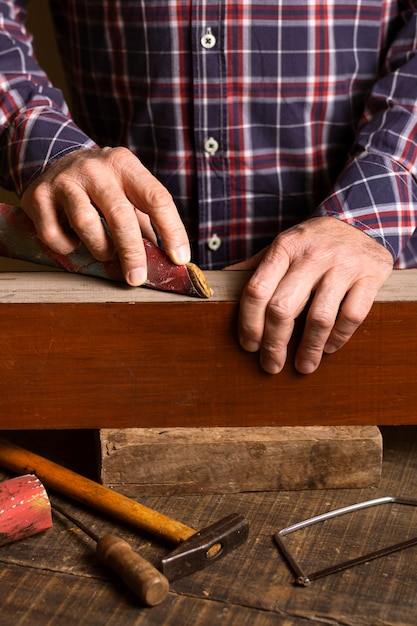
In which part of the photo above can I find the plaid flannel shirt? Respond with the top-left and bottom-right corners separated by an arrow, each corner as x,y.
0,0 -> 417,269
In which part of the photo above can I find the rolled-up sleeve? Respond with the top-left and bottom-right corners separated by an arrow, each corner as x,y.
0,0 -> 95,196
314,3 -> 417,268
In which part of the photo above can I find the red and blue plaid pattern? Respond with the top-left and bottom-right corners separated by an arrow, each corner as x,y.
0,0 -> 417,269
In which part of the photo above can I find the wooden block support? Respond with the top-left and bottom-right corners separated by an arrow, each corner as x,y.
0,269 -> 415,429
99,426 -> 383,494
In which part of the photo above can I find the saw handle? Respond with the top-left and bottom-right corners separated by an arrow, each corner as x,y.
96,535 -> 169,606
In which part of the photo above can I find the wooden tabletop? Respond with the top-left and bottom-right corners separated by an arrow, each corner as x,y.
0,426 -> 417,624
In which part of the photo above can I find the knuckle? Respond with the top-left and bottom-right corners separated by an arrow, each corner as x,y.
262,338 -> 286,355
106,146 -> 139,174
69,208 -> 98,233
309,310 -> 335,331
107,201 -> 134,221
78,157 -> 95,176
107,146 -> 131,162
343,310 -> 363,327
266,299 -> 293,322
142,185 -> 174,210
244,279 -> 273,304
121,247 -> 143,262
238,319 -> 259,340
36,222 -> 61,247
328,329 -> 349,347
118,244 -> 145,267
24,180 -> 52,209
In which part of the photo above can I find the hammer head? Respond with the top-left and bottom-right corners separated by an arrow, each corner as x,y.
160,513 -> 249,581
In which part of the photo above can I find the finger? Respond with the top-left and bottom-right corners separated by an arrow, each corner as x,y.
89,184 -> 147,285
259,316 -> 295,374
117,150 -> 190,265
258,272 -> 316,374
294,275 -> 378,373
243,252 -> 324,373
294,285 -> 343,374
57,187 -> 115,261
21,189 -> 80,255
238,246 -> 291,353
323,281 -> 376,354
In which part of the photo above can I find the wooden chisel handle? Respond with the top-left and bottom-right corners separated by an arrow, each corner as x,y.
0,438 -> 195,544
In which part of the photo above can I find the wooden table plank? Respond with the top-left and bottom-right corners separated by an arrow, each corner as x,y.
0,427 -> 417,624
0,270 -> 416,428
0,565 -> 316,626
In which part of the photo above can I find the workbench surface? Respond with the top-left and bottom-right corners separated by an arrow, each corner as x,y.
0,426 -> 416,625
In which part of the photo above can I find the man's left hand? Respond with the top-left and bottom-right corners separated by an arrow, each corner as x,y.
228,217 -> 393,374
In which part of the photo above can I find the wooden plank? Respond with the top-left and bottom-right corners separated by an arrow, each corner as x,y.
99,426 -> 382,493
0,269 -> 415,429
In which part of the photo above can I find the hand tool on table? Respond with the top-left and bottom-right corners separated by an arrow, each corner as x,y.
0,438 -> 249,583
51,501 -> 169,606
0,202 -> 212,298
0,474 -> 166,606
275,495 -> 417,586
0,474 -> 52,546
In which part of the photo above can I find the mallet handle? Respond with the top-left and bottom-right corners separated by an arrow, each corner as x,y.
0,438 -> 194,544
97,535 -> 170,606
52,501 -> 169,606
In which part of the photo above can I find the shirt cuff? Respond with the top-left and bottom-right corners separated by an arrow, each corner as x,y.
312,150 -> 417,265
3,106 -> 97,195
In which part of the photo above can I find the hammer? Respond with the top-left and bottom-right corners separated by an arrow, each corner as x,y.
0,438 -> 248,587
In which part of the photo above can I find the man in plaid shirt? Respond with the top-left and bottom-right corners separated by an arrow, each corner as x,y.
0,1 -> 415,374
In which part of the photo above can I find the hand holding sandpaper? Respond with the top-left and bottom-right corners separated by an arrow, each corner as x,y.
0,203 -> 211,298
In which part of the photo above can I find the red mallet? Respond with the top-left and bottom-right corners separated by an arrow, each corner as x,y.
0,474 -> 52,546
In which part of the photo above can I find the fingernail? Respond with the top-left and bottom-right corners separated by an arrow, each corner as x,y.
296,359 -> 316,374
260,356 -> 280,374
324,342 -> 337,354
240,338 -> 260,353
127,267 -> 147,286
175,245 -> 191,266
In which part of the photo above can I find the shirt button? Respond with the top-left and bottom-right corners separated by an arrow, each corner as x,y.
200,27 -> 216,49
204,137 -> 219,155
207,234 -> 222,251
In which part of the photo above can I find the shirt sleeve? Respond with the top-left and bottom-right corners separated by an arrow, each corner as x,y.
313,3 -> 417,268
0,0 -> 96,196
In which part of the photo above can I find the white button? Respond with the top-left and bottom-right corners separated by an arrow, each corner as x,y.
207,234 -> 222,251
200,27 -> 216,49
204,137 -> 219,155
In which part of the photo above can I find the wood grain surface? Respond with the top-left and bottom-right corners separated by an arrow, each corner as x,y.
99,426 -> 383,494
0,426 -> 416,624
0,270 -> 416,429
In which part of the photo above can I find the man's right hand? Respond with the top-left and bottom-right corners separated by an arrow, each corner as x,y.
21,146 -> 191,286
